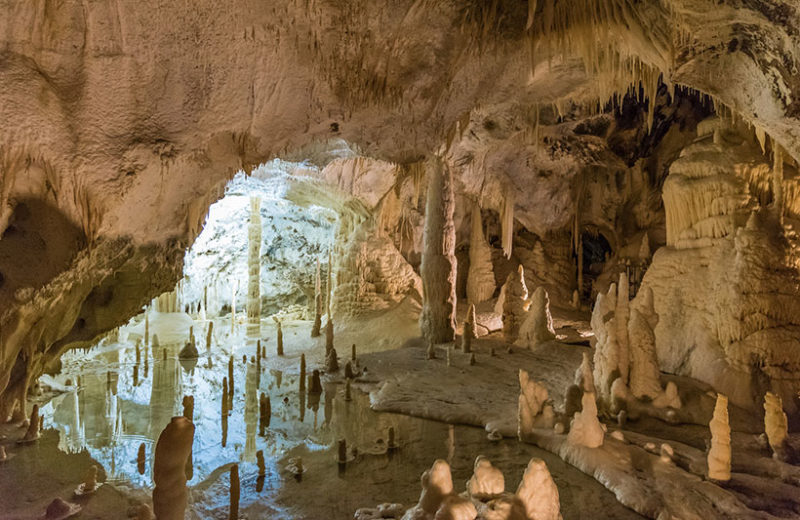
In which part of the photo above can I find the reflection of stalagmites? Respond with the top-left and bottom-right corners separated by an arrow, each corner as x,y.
419,157 -> 457,344
462,304 -> 476,354
418,459 -> 453,514
229,464 -> 240,520
566,392 -> 604,448
515,458 -> 561,520
502,266 -> 529,342
309,370 -> 322,394
708,394 -> 731,481
467,456 -> 504,499
299,354 -> 306,391
182,396 -> 194,421
518,287 -> 555,348
179,340 -> 198,360
764,392 -> 789,460
206,322 -> 213,351
434,496 -> 477,520
574,352 -> 595,394
259,393 -> 271,435
153,417 -> 195,520
518,370 -> 555,439
466,203 -> 495,305
326,347 -> 339,373
312,258 -> 322,337
137,443 -> 146,474
257,450 -> 266,478
21,404 -> 40,441
276,320 -> 284,356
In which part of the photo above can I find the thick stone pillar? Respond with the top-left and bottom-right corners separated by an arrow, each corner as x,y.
419,157 -> 456,343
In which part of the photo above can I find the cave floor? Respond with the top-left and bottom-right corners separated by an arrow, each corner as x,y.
0,309 -> 644,520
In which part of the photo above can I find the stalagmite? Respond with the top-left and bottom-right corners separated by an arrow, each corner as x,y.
638,232 -> 651,260
517,286 -> 555,349
466,203 -> 495,304
136,342 -> 141,364
345,379 -> 352,401
417,459 -> 453,515
461,304 -> 476,353
153,417 -> 195,520
515,458 -> 561,520
338,439 -> 347,465
312,258 -> 322,337
574,352 -> 596,394
228,356 -> 234,399
501,186 -> 515,259
615,273 -> 630,385
419,157 -> 457,344
708,394 -> 731,481
566,392 -> 604,448
466,456 -> 504,499
229,464 -> 240,520
206,322 -> 213,351
222,378 -> 229,415
592,284 -> 621,399
344,361 -> 354,379
628,288 -> 662,400
326,248 -> 333,319
764,392 -> 789,460
502,266 -> 529,342
179,339 -> 198,360
81,465 -> 98,494
247,196 -> 262,331
145,313 -> 150,346
518,369 -> 555,439
325,317 -> 335,353
351,344 -> 356,363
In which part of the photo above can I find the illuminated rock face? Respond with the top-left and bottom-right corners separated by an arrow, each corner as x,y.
1,0 -> 800,417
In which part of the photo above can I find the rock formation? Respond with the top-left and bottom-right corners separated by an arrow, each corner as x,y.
466,203 -> 495,305
311,258 -> 322,337
627,288 -> 662,401
247,196 -> 262,331
518,369 -> 555,439
707,394 -> 731,481
764,391 -> 790,461
501,266 -> 529,343
566,392 -> 604,448
574,352 -> 595,394
229,464 -> 240,520
419,157 -> 457,344
466,456 -> 504,499
517,286 -> 555,349
515,458 -> 561,520
417,459 -> 453,515
153,417 -> 195,520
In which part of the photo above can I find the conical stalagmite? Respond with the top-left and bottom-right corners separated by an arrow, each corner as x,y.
628,287 -> 663,400
419,157 -> 456,344
764,392 -> 789,460
515,458 -> 561,520
153,417 -> 194,520
276,320 -> 284,356
466,202 -> 495,304
228,356 -> 234,401
501,265 -> 529,342
517,286 -> 555,348
708,394 -> 731,481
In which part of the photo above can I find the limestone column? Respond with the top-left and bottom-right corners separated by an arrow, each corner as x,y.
247,197 -> 262,333
419,157 -> 456,344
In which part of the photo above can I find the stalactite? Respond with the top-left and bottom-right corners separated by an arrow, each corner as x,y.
247,196 -> 262,330
419,157 -> 457,343
773,144 -> 784,223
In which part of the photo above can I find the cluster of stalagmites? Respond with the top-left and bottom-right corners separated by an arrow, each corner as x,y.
357,456 -> 560,520
493,265 -> 556,349
591,274 -> 680,411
